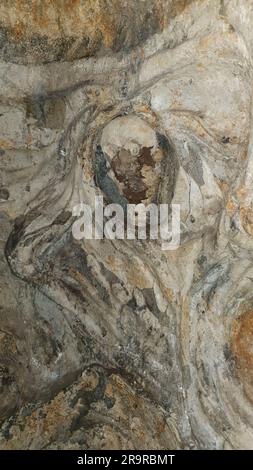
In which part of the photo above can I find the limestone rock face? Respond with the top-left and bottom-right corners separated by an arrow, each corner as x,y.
1,0 -> 253,450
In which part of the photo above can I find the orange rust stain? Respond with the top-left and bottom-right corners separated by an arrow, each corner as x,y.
0,138 -> 16,150
106,255 -> 151,289
236,186 -> 247,201
125,268 -> 151,290
163,286 -> 174,303
2,1 -> 117,45
231,310 -> 253,391
133,104 -> 158,127
106,255 -> 121,273
110,374 -> 142,410
68,267 -> 88,287
242,147 -> 248,160
171,0 -> 195,15
1,0 -> 194,50
105,382 -> 114,398
226,197 -> 237,217
216,179 -> 229,194
41,407 -> 66,434
111,374 -> 127,393
155,418 -> 166,437
12,21 -> 25,41
65,0 -> 80,9
240,206 -> 253,236
25,394 -> 67,436
30,1 -> 52,30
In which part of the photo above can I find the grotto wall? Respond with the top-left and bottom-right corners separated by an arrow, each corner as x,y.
0,0 -> 253,450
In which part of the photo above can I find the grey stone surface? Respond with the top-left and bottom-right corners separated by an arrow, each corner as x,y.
0,0 -> 253,450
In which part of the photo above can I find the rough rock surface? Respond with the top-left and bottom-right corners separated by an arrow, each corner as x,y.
1,0 -> 253,450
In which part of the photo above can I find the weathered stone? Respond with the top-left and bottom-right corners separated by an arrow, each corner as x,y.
1,0 -> 253,451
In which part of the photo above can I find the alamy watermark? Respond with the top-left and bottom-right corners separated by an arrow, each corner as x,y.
72,197 -> 181,251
